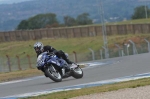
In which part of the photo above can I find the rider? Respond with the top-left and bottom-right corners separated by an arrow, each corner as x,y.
33,42 -> 73,76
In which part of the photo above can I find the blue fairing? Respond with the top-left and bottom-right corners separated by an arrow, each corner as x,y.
37,52 -> 67,68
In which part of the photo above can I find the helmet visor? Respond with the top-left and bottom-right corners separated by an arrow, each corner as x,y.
34,47 -> 41,53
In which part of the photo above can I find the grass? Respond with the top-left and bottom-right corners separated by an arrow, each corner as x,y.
0,34 -> 150,57
106,18 -> 150,25
0,36 -> 105,57
22,77 -> 150,99
0,69 -> 42,82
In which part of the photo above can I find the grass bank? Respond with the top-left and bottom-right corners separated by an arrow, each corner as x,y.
0,34 -> 150,57
0,69 -> 42,82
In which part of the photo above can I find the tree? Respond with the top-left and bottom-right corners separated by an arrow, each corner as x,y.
17,13 -> 59,30
63,16 -> 77,26
76,13 -> 93,25
17,20 -> 29,30
132,5 -> 150,19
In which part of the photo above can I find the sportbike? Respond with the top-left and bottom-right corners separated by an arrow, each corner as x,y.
36,52 -> 83,82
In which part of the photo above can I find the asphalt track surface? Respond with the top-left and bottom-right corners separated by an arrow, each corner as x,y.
1,53 -> 150,98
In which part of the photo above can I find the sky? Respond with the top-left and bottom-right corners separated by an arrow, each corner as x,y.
0,0 -> 32,4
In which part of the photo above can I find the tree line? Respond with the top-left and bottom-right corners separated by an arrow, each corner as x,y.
17,12 -> 93,30
132,5 -> 150,19
17,5 -> 150,30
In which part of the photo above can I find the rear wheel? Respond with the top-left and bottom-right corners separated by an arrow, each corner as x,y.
45,65 -> 62,82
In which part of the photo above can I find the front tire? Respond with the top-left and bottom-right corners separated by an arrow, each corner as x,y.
45,65 -> 62,82
72,67 -> 83,79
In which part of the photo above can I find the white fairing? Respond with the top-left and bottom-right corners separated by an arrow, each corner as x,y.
37,54 -> 44,67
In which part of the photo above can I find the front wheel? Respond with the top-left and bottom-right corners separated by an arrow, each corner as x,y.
45,65 -> 62,82
72,67 -> 83,79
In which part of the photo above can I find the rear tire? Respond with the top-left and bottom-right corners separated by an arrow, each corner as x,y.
45,65 -> 62,82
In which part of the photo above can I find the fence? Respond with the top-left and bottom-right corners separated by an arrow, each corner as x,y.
0,39 -> 149,73
0,55 -> 36,73
0,23 -> 150,42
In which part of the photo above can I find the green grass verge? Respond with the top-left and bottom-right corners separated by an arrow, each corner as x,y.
0,34 -> 150,57
0,69 -> 42,82
22,77 -> 150,99
107,18 -> 150,25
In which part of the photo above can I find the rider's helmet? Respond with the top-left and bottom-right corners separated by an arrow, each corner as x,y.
33,42 -> 44,54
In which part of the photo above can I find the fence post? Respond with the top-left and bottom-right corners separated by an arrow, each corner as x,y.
27,55 -> 32,69
100,49 -> 103,59
73,51 -> 77,63
144,38 -> 150,52
121,50 -> 125,56
102,46 -> 109,59
124,43 -> 130,56
129,40 -> 138,55
16,55 -> 22,70
6,55 -> 11,72
88,48 -> 95,60
115,44 -> 121,57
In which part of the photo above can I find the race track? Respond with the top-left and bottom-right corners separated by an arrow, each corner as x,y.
0,53 -> 150,98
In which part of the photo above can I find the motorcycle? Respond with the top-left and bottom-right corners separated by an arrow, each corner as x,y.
36,52 -> 83,82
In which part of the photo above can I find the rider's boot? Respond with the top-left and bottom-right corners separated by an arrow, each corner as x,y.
65,58 -> 73,65
64,65 -> 70,72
